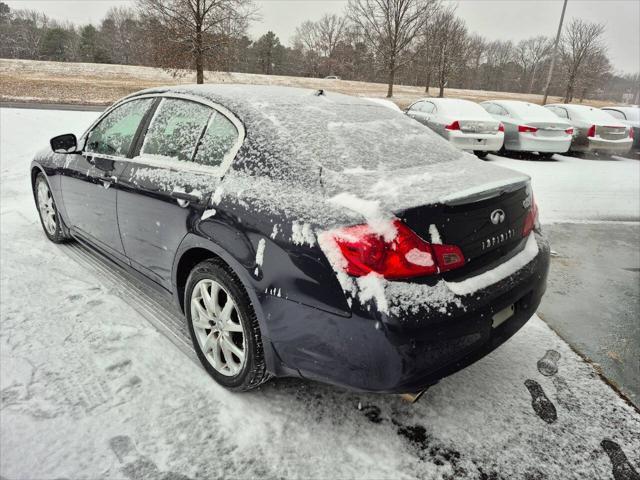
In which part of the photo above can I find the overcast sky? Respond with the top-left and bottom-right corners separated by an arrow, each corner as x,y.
5,0 -> 640,73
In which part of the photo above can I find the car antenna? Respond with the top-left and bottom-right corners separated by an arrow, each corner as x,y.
315,89 -> 325,96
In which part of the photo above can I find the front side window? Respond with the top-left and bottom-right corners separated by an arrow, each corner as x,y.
193,112 -> 239,167
86,98 -> 153,157
141,98 -> 212,162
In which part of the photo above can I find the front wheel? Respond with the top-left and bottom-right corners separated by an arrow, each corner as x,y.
185,259 -> 269,391
474,150 -> 488,159
538,152 -> 555,160
34,173 -> 69,243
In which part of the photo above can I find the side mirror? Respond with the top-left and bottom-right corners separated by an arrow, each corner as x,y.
50,134 -> 78,154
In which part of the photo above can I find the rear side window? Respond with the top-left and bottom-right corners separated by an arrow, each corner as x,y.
142,98 -> 212,162
193,112 -> 239,167
86,98 -> 153,157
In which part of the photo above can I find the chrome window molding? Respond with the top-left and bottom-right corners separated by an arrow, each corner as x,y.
79,92 -> 246,178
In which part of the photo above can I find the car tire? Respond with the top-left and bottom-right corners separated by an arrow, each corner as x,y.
474,150 -> 488,159
185,259 -> 269,391
538,152 -> 554,160
34,172 -> 70,243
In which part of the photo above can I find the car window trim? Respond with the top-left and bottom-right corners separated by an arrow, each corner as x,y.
130,93 -> 245,176
79,93 -> 246,176
81,97 -> 157,161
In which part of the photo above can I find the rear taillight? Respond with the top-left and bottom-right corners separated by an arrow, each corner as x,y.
327,220 -> 465,279
565,127 -> 574,135
522,195 -> 539,237
445,120 -> 461,131
498,123 -> 505,132
587,125 -> 596,138
629,127 -> 634,139
518,125 -> 538,133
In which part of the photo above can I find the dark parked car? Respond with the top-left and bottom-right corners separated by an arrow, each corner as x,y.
31,85 -> 549,394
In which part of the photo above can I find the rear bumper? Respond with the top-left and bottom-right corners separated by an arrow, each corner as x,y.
574,137 -> 632,154
264,232 -> 550,393
446,131 -> 504,152
507,133 -> 571,153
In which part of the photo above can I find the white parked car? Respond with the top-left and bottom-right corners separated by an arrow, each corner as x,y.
481,100 -> 573,158
545,104 -> 633,155
405,98 -> 504,158
601,106 -> 639,152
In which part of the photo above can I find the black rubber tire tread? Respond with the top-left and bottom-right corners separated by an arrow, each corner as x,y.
34,173 -> 71,244
474,150 -> 488,159
184,258 -> 270,391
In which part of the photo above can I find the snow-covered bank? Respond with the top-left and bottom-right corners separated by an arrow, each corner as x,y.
1,108 -> 639,479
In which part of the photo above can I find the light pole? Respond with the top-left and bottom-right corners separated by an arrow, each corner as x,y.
542,0 -> 568,105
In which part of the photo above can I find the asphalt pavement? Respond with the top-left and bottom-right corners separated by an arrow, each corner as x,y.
539,222 -> 640,408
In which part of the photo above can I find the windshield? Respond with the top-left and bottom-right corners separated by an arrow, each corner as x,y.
570,106 -> 624,123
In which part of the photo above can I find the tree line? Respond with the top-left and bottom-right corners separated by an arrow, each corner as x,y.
1,0 -> 638,103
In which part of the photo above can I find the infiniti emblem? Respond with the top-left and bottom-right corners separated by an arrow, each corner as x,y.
490,209 -> 506,225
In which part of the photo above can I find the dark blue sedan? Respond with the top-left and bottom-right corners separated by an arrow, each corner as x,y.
31,85 -> 549,394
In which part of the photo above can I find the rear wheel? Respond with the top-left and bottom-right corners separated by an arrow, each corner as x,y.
185,259 -> 269,391
474,150 -> 488,159
538,152 -> 554,160
34,173 -> 69,243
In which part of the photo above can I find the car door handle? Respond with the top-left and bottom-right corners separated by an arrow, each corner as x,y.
170,190 -> 202,206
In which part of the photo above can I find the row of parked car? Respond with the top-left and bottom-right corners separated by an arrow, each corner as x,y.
395,97 -> 639,159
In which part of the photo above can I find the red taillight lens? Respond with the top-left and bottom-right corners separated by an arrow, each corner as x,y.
518,125 -> 538,133
587,125 -> 596,138
498,123 -> 505,132
328,221 -> 465,279
522,195 -> 539,237
629,127 -> 634,139
445,120 -> 461,131
565,127 -> 574,135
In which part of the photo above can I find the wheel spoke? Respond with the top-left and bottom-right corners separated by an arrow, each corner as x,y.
203,331 -> 216,352
199,283 -> 213,315
219,300 -> 234,324
225,321 -> 243,333
222,336 -> 244,361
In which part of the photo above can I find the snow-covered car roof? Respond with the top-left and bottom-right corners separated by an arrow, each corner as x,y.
125,85 -> 529,226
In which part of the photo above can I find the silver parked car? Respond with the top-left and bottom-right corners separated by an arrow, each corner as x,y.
601,106 -> 639,151
481,100 -> 573,158
545,104 -> 633,155
405,98 -> 504,158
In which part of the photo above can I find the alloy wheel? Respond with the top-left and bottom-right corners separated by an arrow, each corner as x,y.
37,177 -> 57,235
190,279 -> 246,377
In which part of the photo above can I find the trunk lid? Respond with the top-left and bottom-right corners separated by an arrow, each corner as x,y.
523,121 -> 570,138
458,119 -> 501,135
596,125 -> 627,140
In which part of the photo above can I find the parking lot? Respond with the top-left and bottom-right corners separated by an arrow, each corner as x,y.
1,107 -> 639,479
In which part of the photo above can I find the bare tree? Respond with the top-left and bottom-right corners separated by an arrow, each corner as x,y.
347,0 -> 438,97
137,0 -> 255,83
575,50 -> 611,102
429,6 -> 467,97
514,36 -> 552,93
560,18 -> 606,103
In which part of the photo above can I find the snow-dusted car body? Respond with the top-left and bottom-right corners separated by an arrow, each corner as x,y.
405,98 -> 504,157
601,106 -> 640,151
545,104 -> 633,155
481,100 -> 573,156
31,85 -> 549,393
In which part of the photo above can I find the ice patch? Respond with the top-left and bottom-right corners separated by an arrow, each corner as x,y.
255,239 -> 266,267
201,209 -> 216,220
356,273 -> 389,314
291,222 -> 316,246
327,192 -> 396,241
405,248 -> 434,267
429,224 -> 442,244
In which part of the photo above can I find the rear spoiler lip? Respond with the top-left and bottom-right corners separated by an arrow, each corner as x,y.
441,178 -> 530,207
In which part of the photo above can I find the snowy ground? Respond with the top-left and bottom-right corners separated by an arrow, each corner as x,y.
1,108 -> 640,479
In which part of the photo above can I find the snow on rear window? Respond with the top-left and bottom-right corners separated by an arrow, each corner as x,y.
437,99 -> 491,117
503,102 -> 561,121
569,106 -> 622,123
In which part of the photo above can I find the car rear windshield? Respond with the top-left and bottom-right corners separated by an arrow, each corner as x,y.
506,102 -> 560,121
438,100 -> 491,118
571,106 -> 623,123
